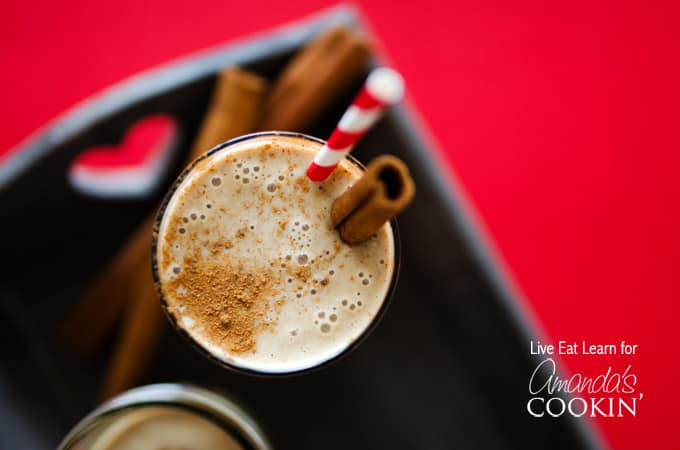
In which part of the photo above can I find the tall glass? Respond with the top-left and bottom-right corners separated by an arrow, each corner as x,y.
152,132 -> 401,376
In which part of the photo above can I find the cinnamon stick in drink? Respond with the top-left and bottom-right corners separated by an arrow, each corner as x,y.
99,68 -> 269,400
332,155 -> 415,244
260,26 -> 371,131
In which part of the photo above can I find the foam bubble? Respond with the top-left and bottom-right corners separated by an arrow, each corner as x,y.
211,177 -> 222,186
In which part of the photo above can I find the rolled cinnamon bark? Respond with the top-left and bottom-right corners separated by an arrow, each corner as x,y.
62,30 -> 371,359
100,251 -> 164,401
332,155 -> 415,244
60,69 -> 269,361
96,68 -> 269,399
62,27 -> 373,395
259,26 -> 371,131
192,68 -> 268,155
59,218 -> 153,357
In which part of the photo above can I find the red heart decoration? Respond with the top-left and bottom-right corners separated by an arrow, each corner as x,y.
69,115 -> 178,198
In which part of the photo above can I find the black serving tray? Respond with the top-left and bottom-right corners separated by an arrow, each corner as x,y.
0,5 -> 605,450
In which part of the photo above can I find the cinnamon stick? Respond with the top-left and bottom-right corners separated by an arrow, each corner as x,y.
62,29 -> 372,359
59,218 -> 153,357
98,68 -> 269,400
99,251 -> 164,401
332,155 -> 415,244
60,69 -> 269,361
259,26 -> 371,131
62,27 -> 374,397
190,68 -> 269,155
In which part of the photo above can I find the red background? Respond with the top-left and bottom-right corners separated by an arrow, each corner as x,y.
3,1 -> 678,448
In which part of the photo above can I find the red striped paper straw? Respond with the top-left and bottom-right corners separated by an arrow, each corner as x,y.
306,67 -> 404,182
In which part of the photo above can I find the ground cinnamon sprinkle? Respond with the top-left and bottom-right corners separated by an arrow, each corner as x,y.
166,251 -> 277,354
292,265 -> 311,282
295,176 -> 311,193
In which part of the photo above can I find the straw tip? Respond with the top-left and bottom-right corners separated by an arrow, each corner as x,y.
366,67 -> 405,105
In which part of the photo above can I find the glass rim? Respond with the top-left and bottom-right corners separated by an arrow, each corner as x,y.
56,383 -> 272,450
151,131 -> 401,377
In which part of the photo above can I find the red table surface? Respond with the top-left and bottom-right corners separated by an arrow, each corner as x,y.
3,1 -> 678,448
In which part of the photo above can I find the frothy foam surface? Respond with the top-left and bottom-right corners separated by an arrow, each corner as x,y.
89,407 -> 242,450
156,135 -> 395,373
